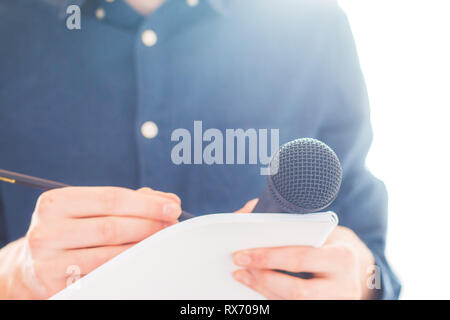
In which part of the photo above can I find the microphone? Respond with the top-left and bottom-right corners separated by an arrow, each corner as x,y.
252,138 -> 342,279
252,138 -> 343,214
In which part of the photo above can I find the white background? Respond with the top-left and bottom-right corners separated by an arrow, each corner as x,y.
338,0 -> 450,299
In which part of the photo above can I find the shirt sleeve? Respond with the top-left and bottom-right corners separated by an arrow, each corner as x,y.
313,3 -> 401,299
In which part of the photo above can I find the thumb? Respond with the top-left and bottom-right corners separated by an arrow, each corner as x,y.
234,198 -> 259,214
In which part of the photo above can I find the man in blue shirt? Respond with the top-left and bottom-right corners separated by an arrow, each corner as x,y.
0,0 -> 400,299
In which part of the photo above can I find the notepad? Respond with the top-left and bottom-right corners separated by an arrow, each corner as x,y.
51,212 -> 338,300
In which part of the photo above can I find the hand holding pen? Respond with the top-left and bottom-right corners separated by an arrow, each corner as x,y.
0,168 -> 192,299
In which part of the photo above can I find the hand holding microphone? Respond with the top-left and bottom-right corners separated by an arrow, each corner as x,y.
233,138 -> 376,300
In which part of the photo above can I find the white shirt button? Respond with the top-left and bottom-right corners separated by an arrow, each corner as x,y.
187,0 -> 199,7
141,30 -> 158,47
95,8 -> 105,20
141,121 -> 159,139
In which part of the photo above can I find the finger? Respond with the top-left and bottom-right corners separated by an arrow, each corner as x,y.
64,244 -> 136,275
137,187 -> 181,205
38,244 -> 135,295
233,269 -> 282,300
242,268 -> 320,300
37,187 -> 181,221
234,198 -> 259,213
136,188 -> 182,223
247,269 -> 357,300
233,246 -> 348,274
41,216 -> 169,249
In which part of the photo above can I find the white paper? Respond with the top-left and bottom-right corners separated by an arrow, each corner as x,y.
52,212 -> 338,300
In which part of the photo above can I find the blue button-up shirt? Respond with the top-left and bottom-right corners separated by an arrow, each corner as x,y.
0,0 -> 401,298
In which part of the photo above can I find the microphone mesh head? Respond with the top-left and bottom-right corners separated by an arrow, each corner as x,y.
269,138 -> 342,212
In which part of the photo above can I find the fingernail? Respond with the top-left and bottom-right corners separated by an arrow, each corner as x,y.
234,252 -> 252,266
163,203 -> 181,218
234,270 -> 252,286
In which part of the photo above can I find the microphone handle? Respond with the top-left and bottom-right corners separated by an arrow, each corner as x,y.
252,186 -> 285,213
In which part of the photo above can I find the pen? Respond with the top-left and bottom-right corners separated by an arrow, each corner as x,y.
0,168 -> 194,221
